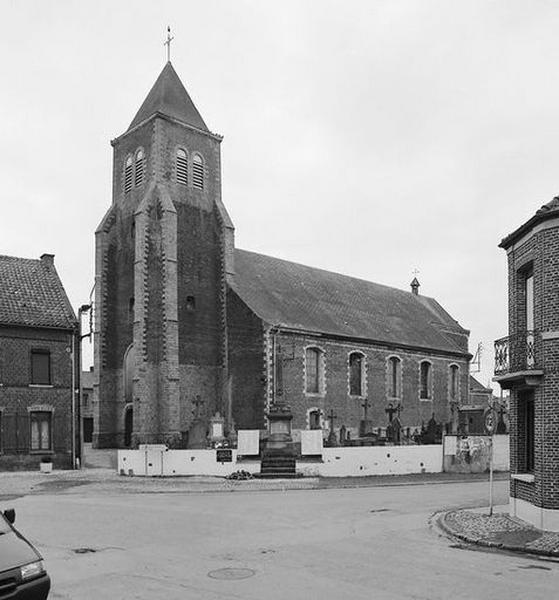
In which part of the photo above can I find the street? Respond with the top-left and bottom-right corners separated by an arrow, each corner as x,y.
6,477 -> 559,599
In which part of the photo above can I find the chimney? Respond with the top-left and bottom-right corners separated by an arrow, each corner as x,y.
410,277 -> 420,296
40,253 -> 55,266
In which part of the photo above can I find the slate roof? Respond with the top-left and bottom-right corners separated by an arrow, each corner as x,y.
229,249 -> 469,356
0,255 -> 77,330
127,62 -> 209,132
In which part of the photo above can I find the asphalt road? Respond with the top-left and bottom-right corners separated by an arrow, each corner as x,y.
8,478 -> 559,599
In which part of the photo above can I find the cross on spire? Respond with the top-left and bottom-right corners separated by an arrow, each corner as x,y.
164,26 -> 174,62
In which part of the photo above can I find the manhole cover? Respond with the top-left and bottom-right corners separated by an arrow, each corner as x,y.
73,548 -> 97,554
208,568 -> 255,580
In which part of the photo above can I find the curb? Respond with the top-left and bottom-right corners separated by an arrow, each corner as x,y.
436,510 -> 559,559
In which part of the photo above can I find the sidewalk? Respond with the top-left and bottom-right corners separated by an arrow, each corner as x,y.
439,506 -> 559,557
0,468 -> 509,499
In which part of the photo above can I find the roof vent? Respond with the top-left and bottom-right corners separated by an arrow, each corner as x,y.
410,277 -> 420,295
40,253 -> 54,265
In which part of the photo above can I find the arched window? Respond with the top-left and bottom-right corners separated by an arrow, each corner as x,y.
449,364 -> 459,400
388,356 -> 401,398
192,153 -> 204,190
349,352 -> 364,396
134,149 -> 144,187
305,347 -> 323,394
124,156 -> 133,193
420,361 -> 432,400
176,148 -> 188,185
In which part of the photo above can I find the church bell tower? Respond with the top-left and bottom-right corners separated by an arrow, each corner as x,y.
93,60 -> 234,448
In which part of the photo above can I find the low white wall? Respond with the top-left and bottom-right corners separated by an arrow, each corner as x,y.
118,448 -> 261,477
119,444 -> 444,478
298,445 -> 443,477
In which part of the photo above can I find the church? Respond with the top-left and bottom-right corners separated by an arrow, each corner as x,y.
93,61 -> 471,449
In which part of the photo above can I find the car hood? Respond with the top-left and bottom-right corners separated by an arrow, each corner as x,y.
0,530 -> 41,573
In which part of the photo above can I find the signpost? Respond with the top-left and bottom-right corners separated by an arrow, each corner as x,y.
485,405 -> 496,516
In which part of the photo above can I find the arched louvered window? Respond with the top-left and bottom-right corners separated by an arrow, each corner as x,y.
192,153 -> 204,190
124,156 -> 133,194
135,149 -> 144,187
176,148 -> 188,185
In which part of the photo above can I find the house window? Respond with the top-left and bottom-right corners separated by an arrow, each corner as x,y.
521,391 -> 535,473
388,356 -> 401,398
31,351 -> 50,385
124,156 -> 133,193
176,148 -> 188,185
420,361 -> 432,400
134,149 -> 144,187
349,352 -> 364,396
192,153 -> 204,190
449,365 -> 459,400
30,411 -> 52,451
305,347 -> 322,394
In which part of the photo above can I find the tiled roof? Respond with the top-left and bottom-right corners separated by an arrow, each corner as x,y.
229,249 -> 469,355
127,62 -> 208,132
0,255 -> 76,329
501,194 -> 559,248
469,375 -> 492,392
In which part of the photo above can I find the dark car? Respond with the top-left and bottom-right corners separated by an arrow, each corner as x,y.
0,508 -> 50,599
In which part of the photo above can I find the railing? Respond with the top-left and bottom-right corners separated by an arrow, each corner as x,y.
494,331 -> 538,375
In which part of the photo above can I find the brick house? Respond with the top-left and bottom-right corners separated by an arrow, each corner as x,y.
495,196 -> 559,530
0,254 -> 77,469
93,62 -> 471,449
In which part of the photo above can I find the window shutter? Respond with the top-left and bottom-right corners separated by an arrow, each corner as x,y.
192,155 -> 204,190
176,149 -> 188,185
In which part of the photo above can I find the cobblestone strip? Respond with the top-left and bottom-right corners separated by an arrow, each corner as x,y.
439,509 -> 559,558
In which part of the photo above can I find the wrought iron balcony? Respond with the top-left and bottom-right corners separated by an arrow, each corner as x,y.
494,330 -> 538,376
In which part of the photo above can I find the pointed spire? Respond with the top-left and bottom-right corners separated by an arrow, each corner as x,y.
410,277 -> 420,295
127,62 -> 208,133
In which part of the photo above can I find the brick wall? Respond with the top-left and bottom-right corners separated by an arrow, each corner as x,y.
505,220 -> 559,509
0,325 -> 74,469
264,330 -> 469,438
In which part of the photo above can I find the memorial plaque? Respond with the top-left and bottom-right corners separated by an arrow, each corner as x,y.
216,449 -> 233,462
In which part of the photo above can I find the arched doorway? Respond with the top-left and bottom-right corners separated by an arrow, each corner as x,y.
124,405 -> 133,447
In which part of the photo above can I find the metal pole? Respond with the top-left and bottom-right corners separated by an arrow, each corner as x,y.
489,405 -> 494,516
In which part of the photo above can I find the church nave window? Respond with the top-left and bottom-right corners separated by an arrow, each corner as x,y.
124,155 -> 133,194
192,153 -> 205,190
388,356 -> 402,399
349,352 -> 365,396
135,149 -> 145,187
305,347 -> 323,395
176,148 -> 188,185
419,361 -> 432,400
449,364 -> 459,401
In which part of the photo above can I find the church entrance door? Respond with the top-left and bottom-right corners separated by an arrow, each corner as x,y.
124,406 -> 133,447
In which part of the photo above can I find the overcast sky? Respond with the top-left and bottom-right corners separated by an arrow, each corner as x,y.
1,1 -> 557,386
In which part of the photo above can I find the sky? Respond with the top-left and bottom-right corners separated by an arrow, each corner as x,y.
1,0 -> 557,386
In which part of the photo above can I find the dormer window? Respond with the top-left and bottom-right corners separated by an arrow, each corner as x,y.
176,148 -> 188,185
124,156 -> 133,194
135,149 -> 144,187
192,153 -> 204,190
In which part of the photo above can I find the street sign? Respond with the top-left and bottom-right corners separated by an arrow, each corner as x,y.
484,408 -> 495,434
